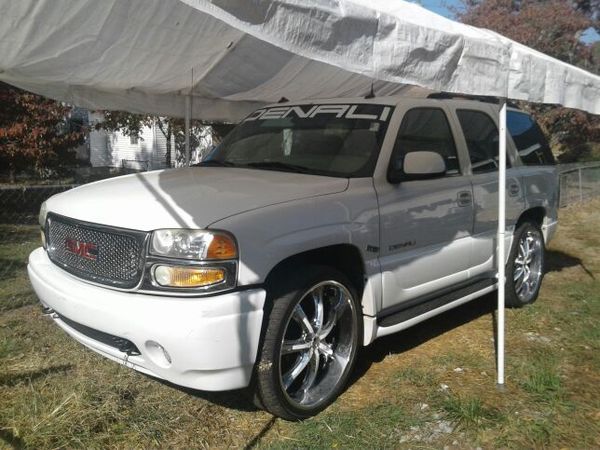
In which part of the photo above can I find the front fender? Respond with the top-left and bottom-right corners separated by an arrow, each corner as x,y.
208,179 -> 382,316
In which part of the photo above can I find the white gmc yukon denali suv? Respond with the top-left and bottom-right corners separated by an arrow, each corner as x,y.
29,93 -> 558,420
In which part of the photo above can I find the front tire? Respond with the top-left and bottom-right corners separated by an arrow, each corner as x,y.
254,266 -> 361,420
506,221 -> 545,307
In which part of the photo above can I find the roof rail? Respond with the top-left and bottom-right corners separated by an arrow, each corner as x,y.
427,92 -> 519,108
364,82 -> 376,99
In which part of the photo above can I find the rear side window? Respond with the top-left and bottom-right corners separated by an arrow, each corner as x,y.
392,108 -> 460,175
507,111 -> 555,166
456,109 -> 506,174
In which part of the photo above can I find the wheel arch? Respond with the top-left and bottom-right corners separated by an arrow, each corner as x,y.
263,244 -> 366,299
516,206 -> 546,229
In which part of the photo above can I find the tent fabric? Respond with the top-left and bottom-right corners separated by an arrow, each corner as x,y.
1,0 -> 599,121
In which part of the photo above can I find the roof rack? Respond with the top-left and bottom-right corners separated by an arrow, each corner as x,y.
427,92 -> 519,108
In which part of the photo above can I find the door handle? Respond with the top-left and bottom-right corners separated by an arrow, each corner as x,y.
457,191 -> 472,207
508,183 -> 520,196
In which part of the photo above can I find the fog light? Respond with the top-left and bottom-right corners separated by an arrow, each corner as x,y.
153,265 -> 225,288
145,340 -> 172,368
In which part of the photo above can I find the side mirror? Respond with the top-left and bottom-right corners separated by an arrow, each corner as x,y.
404,151 -> 446,176
388,151 -> 447,183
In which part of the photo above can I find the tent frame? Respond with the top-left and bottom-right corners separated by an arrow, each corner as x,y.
185,95 -> 191,166
497,99 -> 507,388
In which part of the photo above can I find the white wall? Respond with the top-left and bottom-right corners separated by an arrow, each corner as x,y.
88,113 -> 213,170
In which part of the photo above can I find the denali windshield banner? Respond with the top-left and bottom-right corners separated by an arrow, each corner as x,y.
244,104 -> 392,122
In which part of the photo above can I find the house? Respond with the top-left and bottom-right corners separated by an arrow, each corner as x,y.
85,111 -> 212,170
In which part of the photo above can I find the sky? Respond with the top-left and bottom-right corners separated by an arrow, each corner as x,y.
582,27 -> 600,44
416,0 -> 600,44
417,0 -> 463,18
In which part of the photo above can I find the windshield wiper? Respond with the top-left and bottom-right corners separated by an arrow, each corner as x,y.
243,161 -> 313,174
194,159 -> 237,167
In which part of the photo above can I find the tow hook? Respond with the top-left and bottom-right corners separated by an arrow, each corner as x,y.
41,306 -> 56,317
114,338 -> 141,356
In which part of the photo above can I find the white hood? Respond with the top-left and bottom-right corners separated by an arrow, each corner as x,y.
46,167 -> 349,230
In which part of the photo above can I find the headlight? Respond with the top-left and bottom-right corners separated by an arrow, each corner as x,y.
39,201 -> 48,228
145,229 -> 238,293
150,229 -> 237,260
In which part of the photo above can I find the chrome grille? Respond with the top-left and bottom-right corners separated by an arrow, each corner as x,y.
46,214 -> 147,289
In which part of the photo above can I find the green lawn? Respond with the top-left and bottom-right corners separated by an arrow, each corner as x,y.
1,202 -> 599,449
0,225 -> 40,313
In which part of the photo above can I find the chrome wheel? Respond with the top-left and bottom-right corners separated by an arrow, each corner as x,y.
513,228 -> 543,303
278,280 -> 356,409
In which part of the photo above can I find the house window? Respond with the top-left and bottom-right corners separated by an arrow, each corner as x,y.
130,135 -> 139,145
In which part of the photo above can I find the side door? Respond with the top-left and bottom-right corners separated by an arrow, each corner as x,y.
451,106 -> 525,275
374,104 -> 474,312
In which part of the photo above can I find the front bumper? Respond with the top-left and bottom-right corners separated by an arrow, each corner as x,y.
28,247 -> 266,391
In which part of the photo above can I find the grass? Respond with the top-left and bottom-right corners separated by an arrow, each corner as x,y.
1,200 -> 600,448
519,351 -> 562,399
442,397 -> 503,428
0,224 -> 40,313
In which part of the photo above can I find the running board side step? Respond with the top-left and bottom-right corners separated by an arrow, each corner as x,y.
375,278 -> 497,339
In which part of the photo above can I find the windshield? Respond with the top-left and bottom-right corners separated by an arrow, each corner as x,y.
201,103 -> 393,178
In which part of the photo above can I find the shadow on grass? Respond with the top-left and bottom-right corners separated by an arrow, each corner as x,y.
243,416 -> 277,450
150,377 -> 260,413
0,258 -> 27,281
144,376 -> 276,448
0,224 -> 40,243
545,249 -> 595,279
0,292 -> 37,313
147,293 -> 498,417
0,364 -> 74,387
0,428 -> 25,449
351,292 -> 496,384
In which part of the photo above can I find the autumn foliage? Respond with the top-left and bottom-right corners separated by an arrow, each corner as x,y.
0,83 -> 84,182
459,0 -> 600,160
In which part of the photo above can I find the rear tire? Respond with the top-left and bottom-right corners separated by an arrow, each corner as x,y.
505,221 -> 545,308
254,266 -> 361,420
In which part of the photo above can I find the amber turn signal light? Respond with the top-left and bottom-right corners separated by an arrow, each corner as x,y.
207,234 -> 237,260
153,265 -> 226,288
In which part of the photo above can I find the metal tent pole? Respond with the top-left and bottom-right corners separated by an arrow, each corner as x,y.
185,95 -> 191,166
497,98 -> 507,388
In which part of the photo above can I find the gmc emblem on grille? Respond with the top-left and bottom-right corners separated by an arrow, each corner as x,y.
65,239 -> 98,261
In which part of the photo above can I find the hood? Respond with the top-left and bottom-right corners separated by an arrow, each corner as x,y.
46,167 -> 349,230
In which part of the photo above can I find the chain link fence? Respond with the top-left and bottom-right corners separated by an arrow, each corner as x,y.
0,185 -> 78,310
558,162 -> 600,208
1,162 -> 600,308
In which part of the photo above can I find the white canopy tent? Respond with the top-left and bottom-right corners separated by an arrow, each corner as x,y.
2,0 -> 600,387
2,1 -> 599,117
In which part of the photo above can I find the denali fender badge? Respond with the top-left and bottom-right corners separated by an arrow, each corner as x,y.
389,240 -> 416,251
65,238 -> 99,261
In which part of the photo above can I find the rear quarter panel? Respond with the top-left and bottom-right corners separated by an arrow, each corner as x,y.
516,165 -> 559,241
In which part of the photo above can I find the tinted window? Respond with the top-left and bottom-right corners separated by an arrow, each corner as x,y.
507,111 -> 555,166
391,108 -> 460,175
456,110 -> 506,174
